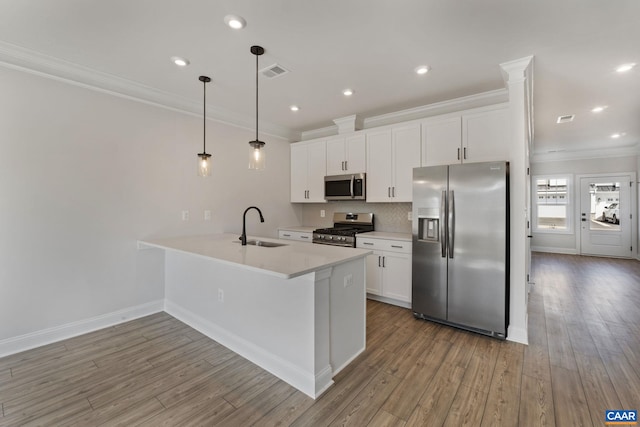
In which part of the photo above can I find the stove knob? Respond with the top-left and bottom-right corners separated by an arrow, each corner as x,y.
328,236 -> 333,240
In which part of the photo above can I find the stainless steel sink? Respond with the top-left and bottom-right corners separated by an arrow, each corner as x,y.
234,240 -> 288,248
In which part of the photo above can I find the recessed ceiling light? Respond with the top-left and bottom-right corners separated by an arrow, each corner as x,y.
591,106 -> 607,113
343,89 -> 354,96
224,15 -> 246,29
415,65 -> 430,75
290,105 -> 299,112
616,63 -> 636,73
611,132 -> 625,139
170,56 -> 190,67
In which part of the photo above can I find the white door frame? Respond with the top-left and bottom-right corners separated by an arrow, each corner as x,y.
576,172 -> 636,258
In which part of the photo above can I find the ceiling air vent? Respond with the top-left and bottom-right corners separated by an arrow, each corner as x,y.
556,114 -> 575,124
260,63 -> 289,79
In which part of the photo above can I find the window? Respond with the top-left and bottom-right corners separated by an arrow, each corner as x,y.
534,176 -> 572,233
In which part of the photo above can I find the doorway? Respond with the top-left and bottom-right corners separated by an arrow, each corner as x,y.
579,175 -> 634,258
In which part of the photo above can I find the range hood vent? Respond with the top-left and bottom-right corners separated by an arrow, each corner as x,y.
556,114 -> 575,124
260,63 -> 289,79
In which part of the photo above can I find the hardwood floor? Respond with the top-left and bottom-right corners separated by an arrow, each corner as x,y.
1,252 -> 639,426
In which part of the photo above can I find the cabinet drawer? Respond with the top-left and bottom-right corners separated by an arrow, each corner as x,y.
356,237 -> 411,253
278,230 -> 313,242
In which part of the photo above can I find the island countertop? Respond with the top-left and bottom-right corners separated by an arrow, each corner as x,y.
138,233 -> 371,279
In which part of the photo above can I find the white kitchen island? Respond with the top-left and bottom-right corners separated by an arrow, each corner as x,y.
137,233 -> 370,398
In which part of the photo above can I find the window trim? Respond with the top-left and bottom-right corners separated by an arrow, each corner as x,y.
532,174 -> 573,235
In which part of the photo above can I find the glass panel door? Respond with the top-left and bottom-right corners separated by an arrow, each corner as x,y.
580,176 -> 631,257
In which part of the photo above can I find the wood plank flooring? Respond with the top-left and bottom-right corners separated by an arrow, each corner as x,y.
1,252 -> 639,426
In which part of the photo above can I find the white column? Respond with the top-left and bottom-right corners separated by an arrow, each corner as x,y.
500,56 -> 534,344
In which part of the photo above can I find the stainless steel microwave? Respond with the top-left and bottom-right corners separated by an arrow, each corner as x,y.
324,173 -> 366,201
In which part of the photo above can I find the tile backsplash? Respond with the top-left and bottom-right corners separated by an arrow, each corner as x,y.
301,202 -> 412,233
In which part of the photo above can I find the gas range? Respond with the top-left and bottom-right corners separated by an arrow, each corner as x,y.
312,213 -> 374,247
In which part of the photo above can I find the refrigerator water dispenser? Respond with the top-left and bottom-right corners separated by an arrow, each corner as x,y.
418,217 -> 439,242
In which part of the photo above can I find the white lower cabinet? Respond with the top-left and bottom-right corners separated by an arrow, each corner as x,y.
278,230 -> 313,243
357,236 -> 412,307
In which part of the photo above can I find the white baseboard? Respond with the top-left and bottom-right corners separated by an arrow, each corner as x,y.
531,246 -> 578,255
366,294 -> 411,309
0,300 -> 165,358
165,300 -> 330,399
507,325 -> 528,345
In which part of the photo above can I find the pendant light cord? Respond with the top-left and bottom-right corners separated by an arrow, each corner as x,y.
203,79 -> 207,153
255,52 -> 259,143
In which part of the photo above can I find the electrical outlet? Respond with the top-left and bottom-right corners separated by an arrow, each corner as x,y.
182,210 -> 190,221
204,210 -> 212,221
408,211 -> 413,221
344,274 -> 353,288
218,288 -> 224,302
320,209 -> 326,218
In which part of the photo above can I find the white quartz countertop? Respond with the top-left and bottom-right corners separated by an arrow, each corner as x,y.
357,231 -> 412,242
138,233 -> 371,279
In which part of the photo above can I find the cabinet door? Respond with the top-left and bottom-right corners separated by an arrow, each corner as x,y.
382,251 -> 412,303
326,137 -> 346,176
365,252 -> 383,295
306,140 -> 327,202
345,134 -> 366,173
290,144 -> 308,202
422,116 -> 462,166
392,124 -> 421,202
462,108 -> 508,163
366,130 -> 393,202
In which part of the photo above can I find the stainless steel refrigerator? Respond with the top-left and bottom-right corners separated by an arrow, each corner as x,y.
412,161 -> 509,339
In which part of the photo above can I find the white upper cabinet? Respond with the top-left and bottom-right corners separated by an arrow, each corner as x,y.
421,106 -> 508,166
366,123 -> 421,202
462,107 -> 509,163
326,134 -> 366,175
422,116 -> 462,166
290,139 -> 326,203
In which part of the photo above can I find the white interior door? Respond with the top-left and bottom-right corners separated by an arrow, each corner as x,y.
580,176 -> 632,257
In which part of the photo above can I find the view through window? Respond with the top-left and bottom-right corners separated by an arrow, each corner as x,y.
588,182 -> 621,231
535,177 -> 569,231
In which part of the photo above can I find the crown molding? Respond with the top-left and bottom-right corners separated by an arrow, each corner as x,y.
299,125 -> 339,141
531,144 -> 640,163
363,89 -> 508,129
0,41 -> 299,141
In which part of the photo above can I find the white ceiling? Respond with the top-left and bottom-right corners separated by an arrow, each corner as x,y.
1,0 -> 639,157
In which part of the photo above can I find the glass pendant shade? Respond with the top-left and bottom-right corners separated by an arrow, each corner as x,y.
248,140 -> 265,170
198,153 -> 212,176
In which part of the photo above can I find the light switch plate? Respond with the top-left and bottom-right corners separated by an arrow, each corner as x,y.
182,210 -> 190,221
320,209 -> 326,218
204,210 -> 212,221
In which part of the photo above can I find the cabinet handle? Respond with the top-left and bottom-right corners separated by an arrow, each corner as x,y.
392,187 -> 395,197
345,160 -> 348,170
363,242 -> 374,245
283,233 -> 291,237
391,245 -> 403,248
463,147 -> 467,159
388,187 -> 391,197
301,235 -> 309,239
341,161 -> 344,171
382,256 -> 386,268
378,256 -> 381,267
457,148 -> 460,160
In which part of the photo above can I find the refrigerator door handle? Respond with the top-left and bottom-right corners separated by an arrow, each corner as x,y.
440,190 -> 447,258
448,190 -> 455,258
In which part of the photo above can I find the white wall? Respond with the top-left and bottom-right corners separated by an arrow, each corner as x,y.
0,67 -> 300,343
531,156 -> 638,254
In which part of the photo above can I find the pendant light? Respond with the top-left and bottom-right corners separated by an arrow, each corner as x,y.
248,45 -> 266,170
197,75 -> 212,177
